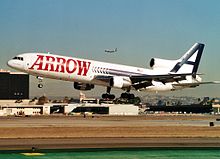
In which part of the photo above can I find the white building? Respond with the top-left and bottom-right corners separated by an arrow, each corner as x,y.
0,107 -> 41,116
69,103 -> 139,115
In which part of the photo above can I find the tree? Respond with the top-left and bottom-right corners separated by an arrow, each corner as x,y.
37,96 -> 49,105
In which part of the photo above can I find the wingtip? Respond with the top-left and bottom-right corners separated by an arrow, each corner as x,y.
213,81 -> 220,84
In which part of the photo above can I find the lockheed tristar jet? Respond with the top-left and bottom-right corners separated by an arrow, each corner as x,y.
7,43 -> 219,99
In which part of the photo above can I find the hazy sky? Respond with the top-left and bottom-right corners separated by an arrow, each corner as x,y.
0,0 -> 220,98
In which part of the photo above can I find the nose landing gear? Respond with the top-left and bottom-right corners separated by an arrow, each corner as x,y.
38,83 -> 43,88
37,76 -> 43,88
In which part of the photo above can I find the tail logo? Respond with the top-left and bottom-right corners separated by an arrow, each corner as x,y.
170,43 -> 204,74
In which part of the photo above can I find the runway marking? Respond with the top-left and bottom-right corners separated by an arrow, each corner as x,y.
21,153 -> 45,156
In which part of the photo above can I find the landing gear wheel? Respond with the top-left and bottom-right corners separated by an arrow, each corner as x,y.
102,93 -> 108,99
102,86 -> 115,100
109,94 -> 115,99
38,83 -> 43,88
121,93 -> 128,99
102,93 -> 115,100
128,94 -> 135,99
120,93 -> 135,99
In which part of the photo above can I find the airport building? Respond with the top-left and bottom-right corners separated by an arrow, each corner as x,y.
0,101 -> 138,116
212,98 -> 220,114
70,103 -> 139,115
0,70 -> 29,99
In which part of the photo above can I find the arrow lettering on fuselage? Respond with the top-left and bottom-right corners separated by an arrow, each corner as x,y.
29,55 -> 91,76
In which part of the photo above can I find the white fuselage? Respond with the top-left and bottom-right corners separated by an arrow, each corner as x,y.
7,53 -> 201,92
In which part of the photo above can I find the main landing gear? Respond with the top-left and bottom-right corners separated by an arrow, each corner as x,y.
119,88 -> 135,100
37,76 -> 43,88
120,92 -> 135,100
102,87 -> 115,100
101,87 -> 135,100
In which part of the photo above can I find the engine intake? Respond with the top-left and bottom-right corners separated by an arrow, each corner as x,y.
149,58 -> 177,70
110,76 -> 131,88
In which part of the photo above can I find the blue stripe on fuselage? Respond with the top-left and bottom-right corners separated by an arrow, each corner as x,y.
108,68 -> 147,77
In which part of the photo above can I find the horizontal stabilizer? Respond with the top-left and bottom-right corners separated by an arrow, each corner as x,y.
172,81 -> 220,87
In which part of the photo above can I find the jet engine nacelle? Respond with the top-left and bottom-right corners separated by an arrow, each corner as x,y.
74,82 -> 95,91
109,76 -> 131,88
144,81 -> 174,92
150,58 -> 177,70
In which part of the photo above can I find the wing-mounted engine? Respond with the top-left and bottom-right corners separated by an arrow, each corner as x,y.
150,58 -> 177,71
141,81 -> 174,92
109,76 -> 131,89
74,82 -> 95,91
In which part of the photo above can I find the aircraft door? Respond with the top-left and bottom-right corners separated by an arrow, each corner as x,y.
23,56 -> 31,72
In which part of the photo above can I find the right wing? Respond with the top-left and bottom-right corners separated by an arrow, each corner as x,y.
94,73 -> 197,90
130,73 -> 198,90
172,81 -> 220,88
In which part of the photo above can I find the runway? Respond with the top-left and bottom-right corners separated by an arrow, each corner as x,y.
1,138 -> 220,150
0,115 -> 220,150
0,115 -> 219,127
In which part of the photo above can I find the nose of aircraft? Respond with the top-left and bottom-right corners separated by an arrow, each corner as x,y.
7,59 -> 23,70
7,59 -> 13,68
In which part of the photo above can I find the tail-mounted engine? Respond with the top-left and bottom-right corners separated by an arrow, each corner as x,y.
150,58 -> 177,70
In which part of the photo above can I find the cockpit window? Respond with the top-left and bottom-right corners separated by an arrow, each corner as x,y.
13,56 -> 24,61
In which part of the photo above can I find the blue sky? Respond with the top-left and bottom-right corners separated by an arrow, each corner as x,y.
0,0 -> 220,98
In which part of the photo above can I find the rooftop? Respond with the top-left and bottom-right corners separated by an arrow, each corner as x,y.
0,69 -> 27,74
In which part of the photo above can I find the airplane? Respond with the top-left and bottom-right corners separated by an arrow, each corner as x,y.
7,43 -> 219,100
105,48 -> 117,53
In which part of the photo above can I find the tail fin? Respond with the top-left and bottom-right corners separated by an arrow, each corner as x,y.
170,43 -> 204,75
